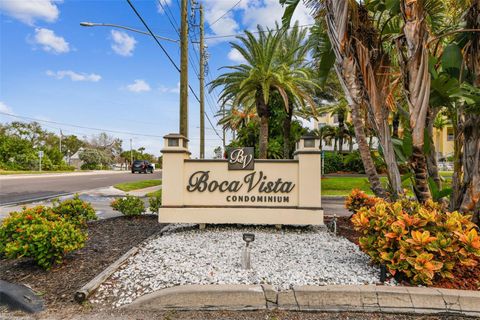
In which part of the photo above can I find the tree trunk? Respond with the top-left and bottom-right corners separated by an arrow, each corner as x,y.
283,105 -> 293,159
398,0 -> 432,202
392,113 -> 400,138
459,0 -> 480,223
450,109 -> 464,210
259,116 -> 269,159
350,100 -> 387,198
324,0 -> 387,198
426,108 -> 441,189
460,114 -> 480,223
338,112 -> 345,153
256,92 -> 269,159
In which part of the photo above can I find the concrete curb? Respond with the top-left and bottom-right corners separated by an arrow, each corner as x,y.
124,284 -> 480,317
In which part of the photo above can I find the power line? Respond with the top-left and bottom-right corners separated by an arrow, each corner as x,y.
127,0 -> 222,142
209,0 -> 242,27
0,111 -> 165,138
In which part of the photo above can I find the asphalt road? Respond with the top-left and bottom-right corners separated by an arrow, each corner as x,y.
0,171 -> 162,205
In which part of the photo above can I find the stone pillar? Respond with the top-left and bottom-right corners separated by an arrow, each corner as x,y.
160,134 -> 190,208
294,136 -> 322,209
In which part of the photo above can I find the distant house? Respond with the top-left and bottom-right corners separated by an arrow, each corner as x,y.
68,148 -> 84,170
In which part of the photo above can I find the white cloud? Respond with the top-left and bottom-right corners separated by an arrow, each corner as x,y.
0,101 -> 13,114
227,48 -> 247,64
203,0 -> 314,45
33,28 -> 70,54
127,79 -> 151,93
242,0 -> 313,30
159,82 -> 180,94
110,30 -> 136,57
0,0 -> 60,25
46,70 -> 101,82
156,0 -> 172,14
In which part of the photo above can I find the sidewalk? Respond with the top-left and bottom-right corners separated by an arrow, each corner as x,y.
0,185 -> 162,220
0,170 -> 127,180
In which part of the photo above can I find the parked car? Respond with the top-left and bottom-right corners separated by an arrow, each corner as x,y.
131,160 -> 154,174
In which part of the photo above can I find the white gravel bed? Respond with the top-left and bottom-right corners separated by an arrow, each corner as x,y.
92,224 -> 380,307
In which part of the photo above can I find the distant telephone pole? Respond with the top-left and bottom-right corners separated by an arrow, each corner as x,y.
180,0 -> 189,138
199,4 -> 205,159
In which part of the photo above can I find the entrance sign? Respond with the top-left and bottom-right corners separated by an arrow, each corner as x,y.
160,133 -> 324,226
228,147 -> 254,170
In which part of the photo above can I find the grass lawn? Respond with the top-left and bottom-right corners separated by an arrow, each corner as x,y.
322,174 -> 453,196
114,180 -> 162,192
321,177 -> 386,196
146,190 -> 162,197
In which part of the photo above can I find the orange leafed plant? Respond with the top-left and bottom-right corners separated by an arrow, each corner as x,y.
348,190 -> 480,285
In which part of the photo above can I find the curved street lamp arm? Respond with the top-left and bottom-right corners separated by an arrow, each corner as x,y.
80,22 -> 179,43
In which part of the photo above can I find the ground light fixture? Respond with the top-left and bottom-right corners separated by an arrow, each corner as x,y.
241,233 -> 255,270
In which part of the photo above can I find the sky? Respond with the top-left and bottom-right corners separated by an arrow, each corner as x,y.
0,0 -> 314,158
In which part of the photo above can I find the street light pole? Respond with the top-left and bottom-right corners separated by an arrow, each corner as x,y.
199,4 -> 205,159
179,0 -> 189,138
80,22 -> 178,43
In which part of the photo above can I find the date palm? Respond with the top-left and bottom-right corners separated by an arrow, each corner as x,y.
210,26 -> 316,159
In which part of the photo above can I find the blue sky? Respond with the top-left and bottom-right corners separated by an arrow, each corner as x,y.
0,0 -> 313,158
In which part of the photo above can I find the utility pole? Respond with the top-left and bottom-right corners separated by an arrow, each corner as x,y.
199,4 -> 205,159
130,138 -> 133,170
222,105 -> 226,151
59,129 -> 62,154
180,0 -> 189,138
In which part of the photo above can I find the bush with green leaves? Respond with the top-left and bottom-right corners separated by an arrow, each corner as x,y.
52,194 -> 97,226
148,191 -> 162,213
0,206 -> 87,269
111,195 -> 145,216
323,152 -> 344,173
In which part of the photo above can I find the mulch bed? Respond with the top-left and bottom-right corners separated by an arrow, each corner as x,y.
332,215 -> 480,291
0,215 -> 165,310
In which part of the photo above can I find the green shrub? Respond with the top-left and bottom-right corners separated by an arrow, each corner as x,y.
111,195 -> 145,216
323,152 -> 343,173
0,206 -> 87,269
52,194 -> 97,227
343,151 -> 365,173
148,190 -> 162,213
350,192 -> 480,285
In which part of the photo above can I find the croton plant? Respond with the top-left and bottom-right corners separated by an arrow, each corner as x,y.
347,189 -> 480,285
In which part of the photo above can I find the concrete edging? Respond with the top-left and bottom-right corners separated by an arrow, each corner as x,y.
124,284 -> 480,317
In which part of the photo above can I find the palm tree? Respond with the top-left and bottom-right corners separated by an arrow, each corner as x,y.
277,22 -> 316,158
317,98 -> 349,153
210,26 -> 316,159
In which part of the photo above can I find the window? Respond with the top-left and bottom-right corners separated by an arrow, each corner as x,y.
447,128 -> 454,141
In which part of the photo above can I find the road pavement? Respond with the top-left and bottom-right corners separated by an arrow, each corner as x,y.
0,171 -> 162,206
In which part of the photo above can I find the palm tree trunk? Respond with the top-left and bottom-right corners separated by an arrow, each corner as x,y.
398,0 -> 432,203
460,114 -> 480,223
450,110 -> 464,210
283,105 -> 293,159
259,116 -> 269,159
392,113 -> 400,138
426,108 -> 441,189
350,100 -> 387,198
459,0 -> 480,223
338,112 -> 344,153
256,92 -> 269,159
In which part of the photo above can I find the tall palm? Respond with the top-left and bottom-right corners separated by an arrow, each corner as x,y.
277,22 -> 316,158
210,26 -> 316,159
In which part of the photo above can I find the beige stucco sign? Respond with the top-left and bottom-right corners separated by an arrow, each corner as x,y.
160,134 -> 324,226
